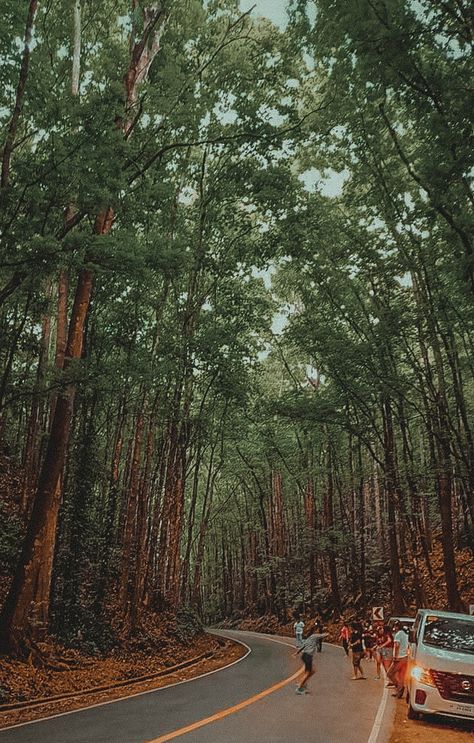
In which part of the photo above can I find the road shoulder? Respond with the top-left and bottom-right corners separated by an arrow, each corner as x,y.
390,697 -> 474,742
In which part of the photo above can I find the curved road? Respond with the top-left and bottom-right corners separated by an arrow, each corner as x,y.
0,631 -> 393,743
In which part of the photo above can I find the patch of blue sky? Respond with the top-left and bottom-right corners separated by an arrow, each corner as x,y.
256,104 -> 288,127
396,272 -> 413,287
403,192 -> 415,211
299,167 -> 350,198
242,0 -> 316,30
271,314 -> 289,336
251,265 -> 275,289
117,14 -> 132,36
213,92 -> 239,125
178,186 -> 197,206
244,0 -> 289,28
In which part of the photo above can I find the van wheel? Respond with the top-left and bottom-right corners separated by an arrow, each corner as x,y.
407,704 -> 420,721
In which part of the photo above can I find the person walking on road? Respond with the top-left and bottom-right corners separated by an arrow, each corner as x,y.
339,622 -> 350,656
387,621 -> 409,698
349,622 -> 366,680
293,630 -> 328,694
293,616 -> 305,648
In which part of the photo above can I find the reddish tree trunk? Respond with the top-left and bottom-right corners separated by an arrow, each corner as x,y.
0,266 -> 94,652
21,291 -> 52,514
382,397 -> 405,614
325,443 -> 342,617
303,480 -> 317,608
119,404 -> 144,618
130,408 -> 156,627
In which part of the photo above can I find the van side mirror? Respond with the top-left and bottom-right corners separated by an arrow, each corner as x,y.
409,629 -> 416,644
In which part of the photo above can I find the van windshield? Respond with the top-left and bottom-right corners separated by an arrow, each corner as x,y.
422,617 -> 474,655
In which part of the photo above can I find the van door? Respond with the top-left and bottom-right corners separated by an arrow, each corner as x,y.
410,613 -> 422,660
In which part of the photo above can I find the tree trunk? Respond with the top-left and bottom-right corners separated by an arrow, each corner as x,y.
326,441 -> 342,617
382,397 -> 405,614
21,289 -> 52,514
0,266 -> 94,652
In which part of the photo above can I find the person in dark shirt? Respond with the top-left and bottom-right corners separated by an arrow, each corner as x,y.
363,622 -> 376,660
349,622 -> 366,680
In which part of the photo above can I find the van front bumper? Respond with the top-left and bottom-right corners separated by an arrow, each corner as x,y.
410,681 -> 474,720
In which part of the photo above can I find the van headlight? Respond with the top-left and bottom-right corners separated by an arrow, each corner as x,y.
411,666 -> 435,686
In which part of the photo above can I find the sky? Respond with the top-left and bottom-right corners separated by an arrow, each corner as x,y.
245,0 -> 289,27
242,0 -> 347,342
242,1 -> 347,201
241,1 -> 335,343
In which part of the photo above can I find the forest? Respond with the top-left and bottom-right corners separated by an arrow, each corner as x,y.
0,0 -> 473,672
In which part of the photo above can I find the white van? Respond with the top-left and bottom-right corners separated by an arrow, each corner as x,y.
388,616 -> 415,631
407,609 -> 474,720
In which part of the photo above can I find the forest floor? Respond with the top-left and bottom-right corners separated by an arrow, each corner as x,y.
0,631 -> 245,729
0,454 -> 246,728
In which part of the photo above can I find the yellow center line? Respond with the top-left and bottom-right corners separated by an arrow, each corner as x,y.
145,668 -> 302,742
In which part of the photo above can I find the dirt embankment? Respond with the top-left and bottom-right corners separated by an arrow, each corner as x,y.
0,632 -> 245,729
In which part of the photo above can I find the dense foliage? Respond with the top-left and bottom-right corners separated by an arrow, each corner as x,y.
0,0 -> 472,654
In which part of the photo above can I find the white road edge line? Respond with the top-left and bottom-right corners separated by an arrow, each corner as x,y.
0,636 -> 251,733
2,629 -> 380,739
367,671 -> 390,743
223,630 -> 392,743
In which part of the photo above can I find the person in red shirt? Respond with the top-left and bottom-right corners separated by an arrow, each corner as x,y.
339,622 -> 350,656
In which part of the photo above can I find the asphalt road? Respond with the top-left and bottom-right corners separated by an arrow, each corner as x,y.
0,630 -> 393,743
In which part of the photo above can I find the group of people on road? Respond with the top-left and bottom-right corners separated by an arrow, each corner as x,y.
339,619 -> 409,698
292,613 -> 409,698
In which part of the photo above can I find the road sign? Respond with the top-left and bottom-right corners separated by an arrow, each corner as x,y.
372,606 -> 384,621
469,605 -> 474,616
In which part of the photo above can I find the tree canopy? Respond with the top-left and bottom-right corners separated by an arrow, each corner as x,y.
0,0 -> 472,654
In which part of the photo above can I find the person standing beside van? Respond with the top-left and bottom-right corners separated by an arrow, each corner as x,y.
387,620 -> 409,697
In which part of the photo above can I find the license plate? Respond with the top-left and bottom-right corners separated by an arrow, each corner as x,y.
447,702 -> 474,715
